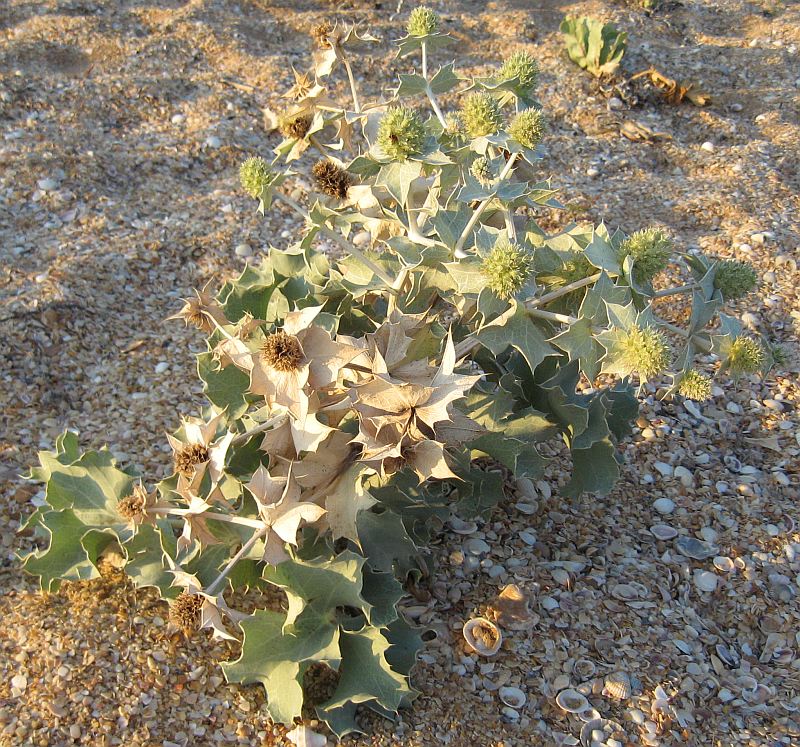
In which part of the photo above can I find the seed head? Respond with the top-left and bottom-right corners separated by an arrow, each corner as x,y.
118,484 -> 149,523
678,370 -> 712,400
173,443 -> 210,479
461,92 -> 503,138
620,325 -> 670,379
714,259 -> 757,300
312,159 -> 351,199
170,592 -> 204,633
407,6 -> 439,37
618,227 -> 672,284
278,113 -> 312,140
508,108 -> 546,149
498,51 -> 540,90
727,336 -> 765,376
377,106 -> 426,161
262,331 -> 305,372
470,156 -> 493,185
481,240 -> 533,299
770,344 -> 787,366
239,157 -> 272,199
312,21 -> 333,49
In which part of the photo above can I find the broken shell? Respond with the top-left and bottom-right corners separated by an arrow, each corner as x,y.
498,686 -> 526,709
491,584 -> 533,629
693,569 -> 719,592
448,516 -> 478,535
742,683 -> 772,705
602,671 -> 631,700
579,718 -> 625,747
555,688 -> 589,713
610,583 -> 639,601
462,617 -> 502,656
650,524 -> 678,540
713,556 -> 734,572
676,536 -> 718,560
285,725 -> 327,747
573,658 -> 596,680
736,674 -> 757,692
759,614 -> 782,634
594,636 -> 616,662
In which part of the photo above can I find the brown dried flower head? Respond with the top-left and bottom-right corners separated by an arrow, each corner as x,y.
279,113 -> 312,140
312,21 -> 333,49
262,331 -> 305,372
312,160 -> 351,199
168,281 -> 229,335
118,484 -> 149,524
174,443 -> 210,478
170,591 -> 204,633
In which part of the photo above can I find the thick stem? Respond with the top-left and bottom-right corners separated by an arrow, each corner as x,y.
658,319 -> 712,353
653,284 -> 695,299
421,41 -> 448,129
151,508 -> 265,530
231,414 -> 285,447
454,153 -> 519,257
206,526 -> 269,595
526,272 -> 602,310
503,208 -> 517,243
528,308 -> 577,325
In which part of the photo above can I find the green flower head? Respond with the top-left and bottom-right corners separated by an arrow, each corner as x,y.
377,106 -> 426,161
407,6 -> 439,37
620,325 -> 670,379
462,92 -> 503,138
714,259 -> 757,300
678,370 -> 712,400
498,50 -> 540,90
508,108 -> 546,149
481,240 -> 533,299
619,227 -> 672,284
727,336 -> 765,376
444,111 -> 465,138
470,156 -> 493,185
239,156 -> 272,199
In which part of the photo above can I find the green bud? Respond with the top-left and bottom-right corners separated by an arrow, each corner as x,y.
407,6 -> 439,37
470,156 -> 493,185
620,325 -> 670,379
498,50 -> 540,90
508,108 -> 546,149
714,259 -> 757,300
678,370 -> 712,400
619,227 -> 672,284
377,106 -> 426,161
461,92 -> 503,138
481,240 -> 533,299
239,156 -> 272,199
727,336 -> 765,376
770,344 -> 787,366
443,111 -> 465,140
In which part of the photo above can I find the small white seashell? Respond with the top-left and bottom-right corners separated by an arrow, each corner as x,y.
285,725 -> 327,747
610,583 -> 639,601
742,683 -> 771,705
462,617 -> 502,656
602,671 -> 631,700
499,686 -> 526,709
694,569 -> 719,592
573,658 -> 596,680
448,516 -> 478,535
650,524 -> 678,540
737,675 -> 757,692
556,688 -> 589,713
579,718 -> 624,747
713,556 -> 734,572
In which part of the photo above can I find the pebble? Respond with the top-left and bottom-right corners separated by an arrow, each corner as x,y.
10,674 -> 27,692
37,178 -> 59,191
235,243 -> 253,258
155,362 -> 169,374
674,466 -> 693,487
586,167 -> 600,177
205,135 -> 222,148
171,113 -> 186,124
653,461 -> 673,478
701,141 -> 715,152
653,498 -> 675,515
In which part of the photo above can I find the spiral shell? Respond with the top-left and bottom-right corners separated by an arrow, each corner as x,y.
462,617 -> 502,656
602,671 -> 631,700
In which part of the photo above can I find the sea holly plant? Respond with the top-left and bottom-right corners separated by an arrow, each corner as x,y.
20,8 -> 776,739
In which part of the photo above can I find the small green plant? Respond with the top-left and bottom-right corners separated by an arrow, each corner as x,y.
20,7 -> 774,740
560,16 -> 628,77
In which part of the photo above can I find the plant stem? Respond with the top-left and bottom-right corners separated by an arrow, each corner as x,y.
653,284 -> 695,299
231,414 -> 285,447
658,319 -> 712,353
503,208 -> 517,243
421,41 -> 448,128
454,153 -> 519,257
343,58 -> 361,113
528,308 -> 577,325
206,526 -> 269,595
526,272 -> 602,310
274,191 -> 396,288
150,508 -> 265,530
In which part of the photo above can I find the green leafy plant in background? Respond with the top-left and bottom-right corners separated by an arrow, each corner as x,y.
560,16 -> 628,77
20,6 -> 773,740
